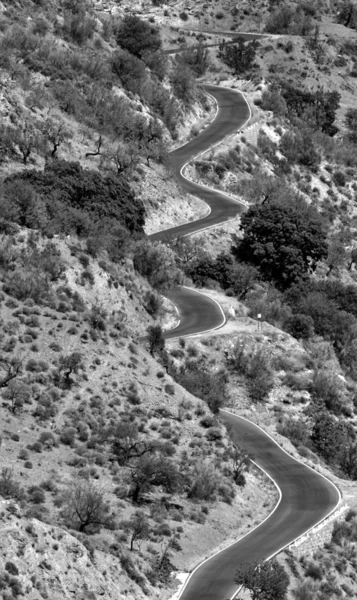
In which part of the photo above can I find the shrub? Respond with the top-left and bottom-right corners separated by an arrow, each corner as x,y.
115,15 -> 162,59
65,12 -> 96,45
200,415 -> 215,428
310,370 -> 343,414
304,561 -> 323,580
26,359 -> 39,372
28,486 -> 46,504
205,427 -> 222,441
332,170 -> 346,187
284,313 -> 314,339
18,449 -> 29,460
188,461 -> 218,500
31,442 -> 43,453
24,461 -> 33,469
164,384 -> 175,395
5,562 -> 19,576
277,418 -> 310,447
60,427 -> 77,445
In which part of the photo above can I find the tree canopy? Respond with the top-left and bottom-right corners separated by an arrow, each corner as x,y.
116,15 -> 162,60
218,38 -> 258,75
235,560 -> 289,600
4,160 -> 145,237
233,202 -> 328,289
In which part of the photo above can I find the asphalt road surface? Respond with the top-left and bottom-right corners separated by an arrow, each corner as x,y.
147,85 -> 341,599
149,85 -> 249,242
148,85 -> 250,339
176,411 -> 340,600
162,286 -> 225,340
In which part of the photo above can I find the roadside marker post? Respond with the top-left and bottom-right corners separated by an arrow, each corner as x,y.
257,313 -> 262,331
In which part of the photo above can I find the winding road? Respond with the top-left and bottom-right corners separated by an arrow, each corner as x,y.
149,85 -> 248,339
148,85 -> 341,598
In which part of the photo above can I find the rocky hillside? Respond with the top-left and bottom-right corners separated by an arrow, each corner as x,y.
1,1 -> 357,600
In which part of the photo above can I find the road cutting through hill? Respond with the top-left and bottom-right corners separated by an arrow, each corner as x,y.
148,83 -> 340,600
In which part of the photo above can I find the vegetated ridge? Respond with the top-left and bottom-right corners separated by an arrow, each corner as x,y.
1,1 -> 357,600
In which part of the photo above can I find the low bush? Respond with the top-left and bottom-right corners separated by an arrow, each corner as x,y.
188,461 -> 218,500
277,418 -> 310,447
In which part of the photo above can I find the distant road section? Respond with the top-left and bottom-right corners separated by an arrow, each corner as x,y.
149,85 -> 249,242
164,31 -> 267,54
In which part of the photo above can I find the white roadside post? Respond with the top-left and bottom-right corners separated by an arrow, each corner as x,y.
257,313 -> 262,331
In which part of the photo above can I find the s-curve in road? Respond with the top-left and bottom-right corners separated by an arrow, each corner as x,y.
178,411 -> 340,600
148,85 -> 250,338
149,85 -> 249,242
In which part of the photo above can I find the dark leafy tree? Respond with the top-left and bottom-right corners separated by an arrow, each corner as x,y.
345,107 -> 357,143
285,283 -> 357,355
340,443 -> 357,479
233,202 -> 327,289
116,15 -> 162,59
234,560 -> 289,600
284,313 -> 314,340
173,359 -> 229,413
5,160 -> 145,236
129,453 -> 182,503
170,62 -> 197,105
110,421 -> 157,465
111,49 -> 147,95
147,324 -> 165,357
58,352 -> 83,387
280,84 -> 340,136
310,408 -> 351,465
2,380 -> 30,414
230,262 -> 261,300
218,38 -> 258,74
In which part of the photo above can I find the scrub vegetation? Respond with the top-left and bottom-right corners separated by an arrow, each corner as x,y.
1,0 -> 357,599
